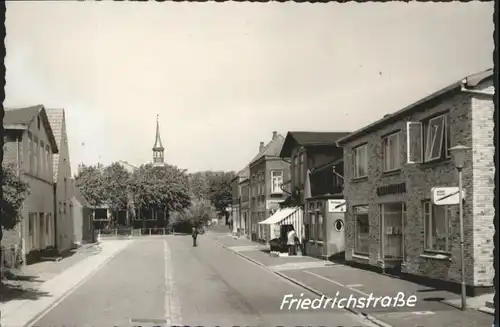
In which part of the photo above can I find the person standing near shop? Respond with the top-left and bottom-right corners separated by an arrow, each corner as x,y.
287,228 -> 297,256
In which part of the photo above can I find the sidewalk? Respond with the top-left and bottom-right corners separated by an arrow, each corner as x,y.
214,235 -> 494,327
0,240 -> 133,327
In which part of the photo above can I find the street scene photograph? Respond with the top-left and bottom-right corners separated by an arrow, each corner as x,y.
0,1 -> 496,327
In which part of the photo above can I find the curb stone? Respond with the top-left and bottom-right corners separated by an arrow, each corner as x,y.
19,240 -> 133,327
213,240 -> 393,327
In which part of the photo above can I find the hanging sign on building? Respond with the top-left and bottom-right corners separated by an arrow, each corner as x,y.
431,187 -> 466,206
376,183 -> 406,196
328,199 -> 346,213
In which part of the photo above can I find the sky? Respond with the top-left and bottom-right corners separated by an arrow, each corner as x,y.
4,1 -> 494,174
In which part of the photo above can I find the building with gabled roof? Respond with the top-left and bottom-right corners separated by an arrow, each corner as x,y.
247,131 -> 291,242
336,68 -> 494,295
3,105 -> 59,265
46,108 -> 75,254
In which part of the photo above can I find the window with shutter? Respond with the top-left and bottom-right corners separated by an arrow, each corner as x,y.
406,121 -> 423,163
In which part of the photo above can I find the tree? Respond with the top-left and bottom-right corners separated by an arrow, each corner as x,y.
130,164 -> 191,220
188,172 -> 209,200
0,165 -> 30,242
206,171 -> 236,216
170,199 -> 215,227
103,162 -> 131,220
75,164 -> 107,208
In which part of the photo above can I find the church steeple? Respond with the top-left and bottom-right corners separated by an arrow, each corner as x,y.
152,114 -> 165,167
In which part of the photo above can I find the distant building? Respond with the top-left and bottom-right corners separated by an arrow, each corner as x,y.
279,131 -> 349,259
71,179 -> 95,245
230,166 -> 250,236
46,108 -> 75,254
3,105 -> 59,265
248,131 -> 290,242
337,68 -> 494,295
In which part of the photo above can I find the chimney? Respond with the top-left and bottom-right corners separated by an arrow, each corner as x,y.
272,131 -> 277,139
259,142 -> 265,152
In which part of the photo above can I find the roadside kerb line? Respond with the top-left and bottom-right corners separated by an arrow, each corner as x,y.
21,240 -> 133,327
213,240 -> 393,327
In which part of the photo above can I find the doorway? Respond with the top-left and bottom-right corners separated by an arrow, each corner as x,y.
380,203 -> 405,269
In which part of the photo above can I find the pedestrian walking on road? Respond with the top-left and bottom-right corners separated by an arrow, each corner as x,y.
192,226 -> 199,247
287,228 -> 297,256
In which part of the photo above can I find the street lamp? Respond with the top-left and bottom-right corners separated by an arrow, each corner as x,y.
448,144 -> 470,311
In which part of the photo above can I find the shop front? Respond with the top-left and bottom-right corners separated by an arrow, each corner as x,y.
305,196 -> 346,260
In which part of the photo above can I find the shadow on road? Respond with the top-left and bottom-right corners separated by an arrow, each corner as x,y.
0,282 -> 51,303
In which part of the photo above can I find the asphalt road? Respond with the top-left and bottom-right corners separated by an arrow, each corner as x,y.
32,235 -> 377,327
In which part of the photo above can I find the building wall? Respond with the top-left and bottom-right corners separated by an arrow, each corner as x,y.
72,197 -> 84,245
341,81 -> 494,288
249,160 -> 266,240
470,79 -> 495,286
248,157 -> 290,242
289,145 -> 342,204
3,115 -> 56,265
54,118 -> 74,253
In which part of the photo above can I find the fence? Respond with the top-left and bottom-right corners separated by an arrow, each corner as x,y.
95,227 -> 173,238
1,244 -> 22,278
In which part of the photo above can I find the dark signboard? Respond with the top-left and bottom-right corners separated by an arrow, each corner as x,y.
376,182 -> 406,196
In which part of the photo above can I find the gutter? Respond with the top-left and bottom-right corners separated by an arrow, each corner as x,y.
460,80 -> 493,96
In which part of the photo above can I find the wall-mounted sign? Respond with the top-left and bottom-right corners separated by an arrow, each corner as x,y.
353,205 -> 369,214
328,199 -> 346,213
266,199 -> 284,210
376,183 -> 406,196
431,187 -> 466,206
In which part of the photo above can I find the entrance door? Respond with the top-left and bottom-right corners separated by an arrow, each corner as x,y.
329,212 -> 346,258
380,203 -> 405,268
39,213 -> 45,249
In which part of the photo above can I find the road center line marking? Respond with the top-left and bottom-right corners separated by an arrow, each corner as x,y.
346,284 -> 364,288
305,271 -> 371,297
164,240 -> 183,327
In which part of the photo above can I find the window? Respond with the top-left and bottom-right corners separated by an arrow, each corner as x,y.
299,153 -> 305,186
28,213 -> 35,236
310,211 -> 316,240
40,141 -> 45,176
37,116 -> 41,130
45,214 -> 51,235
259,173 -> 266,195
293,155 -> 299,187
45,145 -> 51,175
382,132 -> 401,171
423,201 -> 452,253
353,144 -> 368,178
406,114 -> 451,164
64,178 -> 67,196
28,133 -> 34,172
317,204 -> 323,241
353,205 -> 370,255
33,137 -> 39,175
271,170 -> 283,194
380,203 -> 404,259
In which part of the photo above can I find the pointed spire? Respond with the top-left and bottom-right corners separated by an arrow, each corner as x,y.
153,114 -> 164,150
152,114 -> 165,167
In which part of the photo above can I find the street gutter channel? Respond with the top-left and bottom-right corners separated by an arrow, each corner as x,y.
213,240 -> 393,327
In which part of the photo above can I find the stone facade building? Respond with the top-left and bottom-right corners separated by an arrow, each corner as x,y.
337,69 -> 494,295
